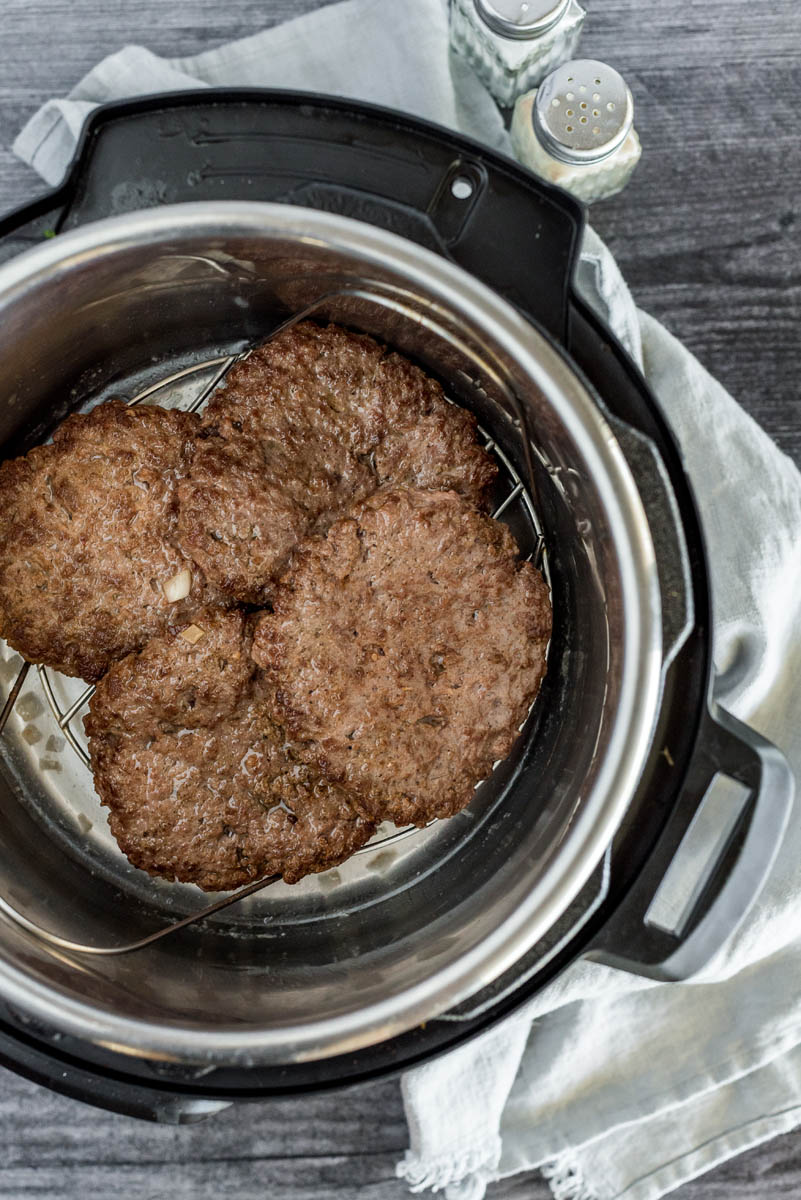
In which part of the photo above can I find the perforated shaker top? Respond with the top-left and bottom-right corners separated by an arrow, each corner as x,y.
474,0 -> 571,39
533,60 -> 635,164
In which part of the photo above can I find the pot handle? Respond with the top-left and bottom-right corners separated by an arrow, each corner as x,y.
588,702 -> 793,982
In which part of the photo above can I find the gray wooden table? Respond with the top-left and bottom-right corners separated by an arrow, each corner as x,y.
0,1 -> 800,1197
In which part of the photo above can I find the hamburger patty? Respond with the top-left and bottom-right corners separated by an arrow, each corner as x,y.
0,400 -> 209,681
176,322 -> 497,605
252,486 -> 551,827
85,609 -> 376,891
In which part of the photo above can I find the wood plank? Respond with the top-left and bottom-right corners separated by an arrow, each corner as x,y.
0,1070 -> 407,1163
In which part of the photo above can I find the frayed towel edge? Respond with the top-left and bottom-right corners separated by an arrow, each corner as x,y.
396,1136 -> 501,1194
541,1154 -> 601,1200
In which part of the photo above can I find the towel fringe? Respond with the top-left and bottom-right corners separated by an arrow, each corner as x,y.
541,1155 -> 599,1200
396,1136 -> 501,1194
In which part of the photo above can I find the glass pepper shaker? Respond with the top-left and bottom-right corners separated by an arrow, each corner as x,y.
511,59 -> 642,203
449,0 -> 587,108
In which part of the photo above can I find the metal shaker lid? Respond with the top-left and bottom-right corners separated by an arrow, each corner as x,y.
474,0 -> 571,39
533,60 -> 635,164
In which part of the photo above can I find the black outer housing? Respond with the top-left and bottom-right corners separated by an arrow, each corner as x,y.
0,92 -> 713,1117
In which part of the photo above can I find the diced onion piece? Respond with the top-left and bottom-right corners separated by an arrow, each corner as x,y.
180,624 -> 205,645
163,568 -> 193,603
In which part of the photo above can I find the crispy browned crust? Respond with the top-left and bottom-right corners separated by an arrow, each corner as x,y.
85,609 -> 375,891
0,400 -> 210,681
252,486 -> 551,827
176,322 -> 497,603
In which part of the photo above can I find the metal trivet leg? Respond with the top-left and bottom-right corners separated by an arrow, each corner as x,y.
0,661 -> 29,735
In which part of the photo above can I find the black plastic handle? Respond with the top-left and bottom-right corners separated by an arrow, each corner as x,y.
0,89 -> 584,343
589,701 -> 794,981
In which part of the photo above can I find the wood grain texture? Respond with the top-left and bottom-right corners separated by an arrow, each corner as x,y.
0,1 -> 799,1197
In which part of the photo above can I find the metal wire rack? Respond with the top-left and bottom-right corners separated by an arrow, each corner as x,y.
0,290 -> 546,954
35,368 -> 545,815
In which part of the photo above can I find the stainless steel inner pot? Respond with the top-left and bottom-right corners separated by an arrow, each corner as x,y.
0,202 -> 662,1065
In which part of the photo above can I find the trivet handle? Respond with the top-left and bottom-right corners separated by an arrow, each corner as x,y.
0,90 -> 584,344
588,702 -> 794,982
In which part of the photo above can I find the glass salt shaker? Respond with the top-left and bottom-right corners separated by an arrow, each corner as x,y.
511,59 -> 642,203
449,0 -> 587,108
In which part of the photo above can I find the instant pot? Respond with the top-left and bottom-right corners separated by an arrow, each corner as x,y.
0,91 -> 792,1121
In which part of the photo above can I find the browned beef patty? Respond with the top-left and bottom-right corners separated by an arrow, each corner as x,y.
176,322 -> 497,605
252,487 -> 551,827
0,400 -> 209,682
85,609 -> 376,891
177,393 -> 373,607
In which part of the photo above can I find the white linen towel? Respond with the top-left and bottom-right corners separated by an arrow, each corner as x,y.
12,3 -> 801,1198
